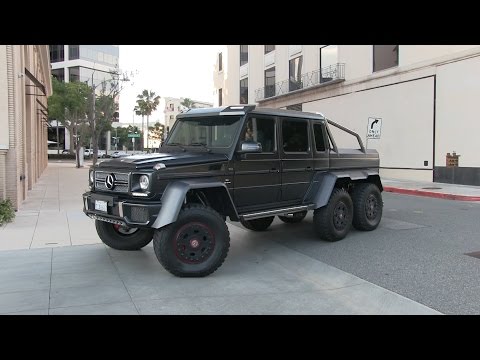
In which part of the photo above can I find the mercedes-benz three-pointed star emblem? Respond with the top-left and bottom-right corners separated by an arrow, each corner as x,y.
105,174 -> 115,190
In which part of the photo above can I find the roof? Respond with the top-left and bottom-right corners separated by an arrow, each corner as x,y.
176,105 -> 326,121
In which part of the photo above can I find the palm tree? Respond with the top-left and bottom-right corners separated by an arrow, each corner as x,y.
136,90 -> 160,150
181,98 -> 196,109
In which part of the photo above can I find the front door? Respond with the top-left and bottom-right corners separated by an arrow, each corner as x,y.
233,115 -> 280,212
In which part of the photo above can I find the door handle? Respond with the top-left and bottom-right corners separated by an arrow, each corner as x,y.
305,166 -> 313,171
269,168 -> 280,173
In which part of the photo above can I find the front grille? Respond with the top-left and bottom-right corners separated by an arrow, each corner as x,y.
95,171 -> 130,193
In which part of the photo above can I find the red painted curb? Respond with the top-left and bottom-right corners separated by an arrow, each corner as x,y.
383,186 -> 480,201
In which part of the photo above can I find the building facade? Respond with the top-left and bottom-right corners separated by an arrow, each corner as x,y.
0,45 -> 52,209
49,45 -> 120,153
213,45 -> 480,185
162,97 -> 213,133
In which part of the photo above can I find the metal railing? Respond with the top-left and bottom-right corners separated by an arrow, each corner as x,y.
255,63 -> 345,101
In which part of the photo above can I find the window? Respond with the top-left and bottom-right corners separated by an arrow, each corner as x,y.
69,45 -> 79,60
265,45 -> 275,54
69,66 -> 80,82
282,119 -> 309,152
265,67 -> 275,98
320,45 -> 338,82
240,45 -> 248,66
286,104 -> 302,111
240,78 -> 248,104
49,45 -> 64,63
289,56 -> 303,91
373,45 -> 398,72
313,123 -> 326,152
218,53 -> 223,71
242,117 -> 276,152
51,68 -> 65,82
218,88 -> 223,106
170,115 -> 174,120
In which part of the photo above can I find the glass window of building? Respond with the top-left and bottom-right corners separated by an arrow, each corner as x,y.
286,103 -> 302,111
69,45 -> 79,60
320,45 -> 338,82
240,45 -> 248,66
373,45 -> 399,72
51,68 -> 65,82
49,45 -> 64,63
265,45 -> 275,54
219,88 -> 223,106
265,67 -> 276,98
69,66 -> 80,82
240,78 -> 248,104
218,53 -> 223,71
289,56 -> 303,91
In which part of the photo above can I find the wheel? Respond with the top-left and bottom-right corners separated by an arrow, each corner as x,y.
240,216 -> 274,231
313,188 -> 353,242
278,211 -> 307,224
95,220 -> 153,250
352,183 -> 383,231
153,204 -> 230,277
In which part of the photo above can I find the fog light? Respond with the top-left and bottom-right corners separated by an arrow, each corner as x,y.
139,175 -> 149,190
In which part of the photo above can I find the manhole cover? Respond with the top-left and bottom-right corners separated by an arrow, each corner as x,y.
466,251 -> 480,259
422,187 -> 442,190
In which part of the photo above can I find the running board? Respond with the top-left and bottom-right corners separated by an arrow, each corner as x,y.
240,204 -> 314,221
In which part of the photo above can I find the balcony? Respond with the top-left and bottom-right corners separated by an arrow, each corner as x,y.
255,63 -> 345,102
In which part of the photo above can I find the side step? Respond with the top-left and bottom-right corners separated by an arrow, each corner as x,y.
240,204 -> 315,221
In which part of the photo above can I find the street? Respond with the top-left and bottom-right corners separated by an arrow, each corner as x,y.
246,193 -> 480,314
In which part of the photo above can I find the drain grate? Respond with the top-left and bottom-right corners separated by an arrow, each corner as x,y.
465,251 -> 480,259
422,187 -> 442,190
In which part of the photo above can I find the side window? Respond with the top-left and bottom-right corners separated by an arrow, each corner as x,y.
241,117 -> 276,153
282,119 -> 309,152
313,123 -> 326,152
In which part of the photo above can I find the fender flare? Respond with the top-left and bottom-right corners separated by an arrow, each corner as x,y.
307,170 -> 382,209
152,179 -> 238,229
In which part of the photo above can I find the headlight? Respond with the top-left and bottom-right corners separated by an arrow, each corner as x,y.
139,175 -> 149,190
89,171 -> 94,184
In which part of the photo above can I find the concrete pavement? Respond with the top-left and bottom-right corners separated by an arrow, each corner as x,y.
0,162 -> 443,314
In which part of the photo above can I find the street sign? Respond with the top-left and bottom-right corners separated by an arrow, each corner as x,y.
128,133 -> 140,138
367,117 -> 382,139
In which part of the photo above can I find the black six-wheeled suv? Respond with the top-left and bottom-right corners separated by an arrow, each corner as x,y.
83,105 -> 383,277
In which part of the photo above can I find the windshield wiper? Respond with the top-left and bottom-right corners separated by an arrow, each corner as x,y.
189,142 -> 211,153
166,142 -> 187,151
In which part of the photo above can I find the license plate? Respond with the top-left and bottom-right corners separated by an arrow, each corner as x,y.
95,200 -> 108,212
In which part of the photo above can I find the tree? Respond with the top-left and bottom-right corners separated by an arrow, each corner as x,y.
136,90 -> 160,150
148,122 -> 165,148
181,98 -> 196,109
48,77 -> 90,167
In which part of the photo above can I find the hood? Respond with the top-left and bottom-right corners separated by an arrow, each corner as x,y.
96,152 -> 228,170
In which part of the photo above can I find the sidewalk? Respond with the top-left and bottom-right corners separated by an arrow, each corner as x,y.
382,178 -> 480,201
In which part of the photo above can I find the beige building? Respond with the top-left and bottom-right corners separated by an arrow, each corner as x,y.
0,45 -> 52,209
162,97 -> 212,133
213,45 -> 480,185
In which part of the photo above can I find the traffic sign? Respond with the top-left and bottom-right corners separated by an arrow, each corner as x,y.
128,133 -> 140,138
367,117 -> 382,139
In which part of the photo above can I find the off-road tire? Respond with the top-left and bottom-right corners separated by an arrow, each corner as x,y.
153,204 -> 230,277
313,188 -> 353,242
95,220 -> 153,250
352,183 -> 383,231
240,216 -> 275,231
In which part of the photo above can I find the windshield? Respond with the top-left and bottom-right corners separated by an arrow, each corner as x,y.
166,116 -> 242,149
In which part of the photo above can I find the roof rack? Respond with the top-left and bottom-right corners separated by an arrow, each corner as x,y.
219,105 -> 256,116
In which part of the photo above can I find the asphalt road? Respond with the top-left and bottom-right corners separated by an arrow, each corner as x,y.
230,193 -> 480,314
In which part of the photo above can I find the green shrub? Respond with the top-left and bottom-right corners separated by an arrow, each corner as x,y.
0,199 -> 15,226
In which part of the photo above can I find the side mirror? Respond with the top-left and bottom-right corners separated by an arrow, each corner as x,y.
239,141 -> 262,153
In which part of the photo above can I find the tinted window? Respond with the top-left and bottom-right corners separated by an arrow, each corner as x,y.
242,117 -> 276,153
282,119 -> 309,152
313,123 -> 326,151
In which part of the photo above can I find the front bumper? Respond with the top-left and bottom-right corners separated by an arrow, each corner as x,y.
82,192 -> 162,228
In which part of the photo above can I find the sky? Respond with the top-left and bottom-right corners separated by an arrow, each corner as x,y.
118,45 -> 224,126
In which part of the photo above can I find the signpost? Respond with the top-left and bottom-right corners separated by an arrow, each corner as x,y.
128,133 -> 140,151
366,117 -> 382,149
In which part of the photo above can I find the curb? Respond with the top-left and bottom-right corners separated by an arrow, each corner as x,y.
383,186 -> 480,201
